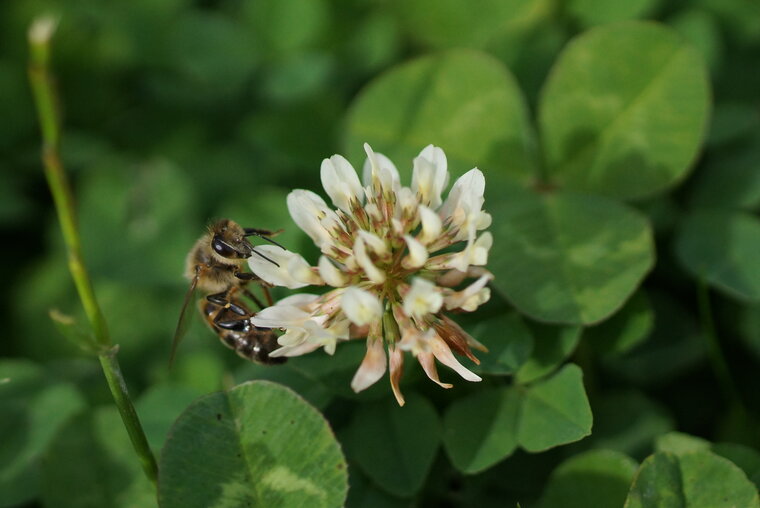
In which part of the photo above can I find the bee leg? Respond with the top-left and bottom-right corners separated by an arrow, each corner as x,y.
235,272 -> 259,281
242,288 -> 266,310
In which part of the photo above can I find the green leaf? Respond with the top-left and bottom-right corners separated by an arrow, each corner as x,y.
0,360 -> 86,507
656,432 -> 760,490
442,388 -> 520,474
539,21 -> 710,200
655,432 -> 710,455
537,450 -> 639,508
489,186 -> 654,325
516,322 -> 581,383
343,393 -> 440,497
345,49 -> 536,185
158,381 -> 347,508
585,291 -> 653,357
712,444 -> 760,490
675,210 -> 760,302
443,365 -> 592,473
468,312 -> 534,376
40,407 -> 156,508
518,364 -> 592,452
568,0 -> 658,27
624,451 -> 760,508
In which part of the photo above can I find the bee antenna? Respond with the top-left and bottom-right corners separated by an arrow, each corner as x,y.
251,248 -> 280,267
259,236 -> 285,249
243,228 -> 286,250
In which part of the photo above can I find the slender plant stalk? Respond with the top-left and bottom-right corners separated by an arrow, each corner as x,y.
696,278 -> 743,412
28,17 -> 158,486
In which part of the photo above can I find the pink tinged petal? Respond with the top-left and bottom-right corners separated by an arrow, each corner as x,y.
402,277 -> 443,320
418,205 -> 442,245
388,345 -> 405,406
398,326 -> 433,356
351,338 -> 387,393
353,237 -> 386,284
436,269 -> 468,288
320,154 -> 363,213
318,255 -> 348,287
402,235 -> 428,269
412,145 -> 448,209
430,334 -> 482,382
417,351 -> 453,389
248,245 -> 320,289
341,287 -> 383,326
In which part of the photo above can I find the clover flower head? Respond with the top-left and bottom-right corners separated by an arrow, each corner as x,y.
249,143 -> 493,406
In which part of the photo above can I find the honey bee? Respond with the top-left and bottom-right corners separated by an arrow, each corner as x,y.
171,219 -> 286,365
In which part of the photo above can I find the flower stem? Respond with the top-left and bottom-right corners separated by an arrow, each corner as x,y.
27,17 -> 158,487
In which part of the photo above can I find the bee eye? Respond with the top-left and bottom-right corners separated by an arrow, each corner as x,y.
212,236 -> 236,258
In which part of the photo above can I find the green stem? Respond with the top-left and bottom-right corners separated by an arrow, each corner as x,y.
28,17 -> 158,487
696,278 -> 742,410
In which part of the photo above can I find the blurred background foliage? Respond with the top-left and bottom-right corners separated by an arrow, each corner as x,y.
2,0 -> 760,506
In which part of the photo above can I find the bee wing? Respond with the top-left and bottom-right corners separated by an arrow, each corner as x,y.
169,268 -> 200,367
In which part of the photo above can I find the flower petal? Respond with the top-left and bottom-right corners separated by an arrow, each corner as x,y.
269,341 -> 322,358
444,273 -> 494,311
412,145 -> 448,209
402,277 -> 443,320
358,230 -> 389,257
318,255 -> 349,287
286,190 -> 341,249
418,205 -> 442,245
388,345 -> 405,406
402,234 -> 429,269
362,143 -> 400,194
417,351 -> 453,389
248,245 -> 321,289
353,237 -> 386,284
439,168 -> 485,220
430,334 -> 482,382
320,154 -> 363,213
351,337 -> 387,393
341,286 -> 383,326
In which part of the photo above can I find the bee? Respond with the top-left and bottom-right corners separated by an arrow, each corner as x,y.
171,219 -> 286,365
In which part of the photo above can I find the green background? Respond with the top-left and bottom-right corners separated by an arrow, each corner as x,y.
2,0 -> 760,506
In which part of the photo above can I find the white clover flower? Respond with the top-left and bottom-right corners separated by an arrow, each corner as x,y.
249,143 -> 493,406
